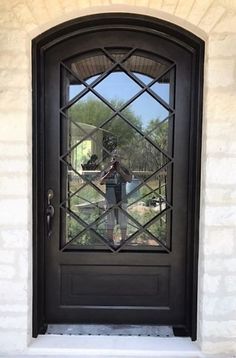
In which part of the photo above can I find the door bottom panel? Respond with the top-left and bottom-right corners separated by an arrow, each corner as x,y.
60,265 -> 170,307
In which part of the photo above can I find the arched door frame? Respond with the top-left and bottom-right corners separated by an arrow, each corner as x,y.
32,13 -> 204,340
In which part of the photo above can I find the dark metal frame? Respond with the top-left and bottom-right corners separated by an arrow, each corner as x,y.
32,13 -> 204,339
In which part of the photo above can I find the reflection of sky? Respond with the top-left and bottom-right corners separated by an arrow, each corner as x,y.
69,73 -> 169,127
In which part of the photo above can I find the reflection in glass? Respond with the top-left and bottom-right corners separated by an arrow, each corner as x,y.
99,155 -> 133,243
121,92 -> 169,127
94,72 -> 140,103
123,52 -> 169,81
66,214 -> 84,244
127,192 -> 167,227
150,76 -> 170,104
129,233 -> 160,247
147,212 -> 168,246
67,92 -> 114,136
67,221 -> 105,247
70,51 -> 113,83
129,212 -> 167,247
69,185 -> 105,224
101,116 -> 169,173
94,208 -> 139,246
69,84 -> 85,100
145,117 -> 170,152
62,50 -> 173,250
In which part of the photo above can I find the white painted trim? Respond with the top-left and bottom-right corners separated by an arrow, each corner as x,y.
24,335 -> 204,357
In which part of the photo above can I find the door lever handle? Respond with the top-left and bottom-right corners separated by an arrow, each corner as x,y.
46,189 -> 54,239
46,205 -> 55,239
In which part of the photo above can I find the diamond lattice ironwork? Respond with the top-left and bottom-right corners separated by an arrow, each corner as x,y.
60,47 -> 175,251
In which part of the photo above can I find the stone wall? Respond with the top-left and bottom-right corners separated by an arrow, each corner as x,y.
0,0 -> 235,355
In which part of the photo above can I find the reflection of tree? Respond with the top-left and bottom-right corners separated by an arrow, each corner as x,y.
69,98 -> 168,171
69,98 -> 141,157
69,97 -> 112,128
142,119 -> 168,171
146,119 -> 168,150
114,117 -> 168,172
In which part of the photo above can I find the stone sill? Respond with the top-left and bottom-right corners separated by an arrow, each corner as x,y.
21,335 -> 204,357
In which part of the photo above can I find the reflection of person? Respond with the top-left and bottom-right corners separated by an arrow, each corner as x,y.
100,156 -> 132,245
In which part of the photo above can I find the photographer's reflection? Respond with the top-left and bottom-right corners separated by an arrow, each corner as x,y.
100,155 -> 132,246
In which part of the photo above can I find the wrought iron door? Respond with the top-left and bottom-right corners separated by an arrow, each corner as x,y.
43,25 -> 195,330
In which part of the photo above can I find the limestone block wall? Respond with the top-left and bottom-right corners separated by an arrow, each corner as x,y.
0,0 -> 235,355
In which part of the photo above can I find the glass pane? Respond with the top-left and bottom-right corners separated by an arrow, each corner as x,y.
147,212 -> 168,247
69,84 -> 86,101
93,208 -> 139,246
67,92 -> 114,135
150,71 -> 171,104
101,116 -> 169,171
127,169 -> 168,206
68,227 -> 106,247
61,67 -> 86,103
69,185 -> 106,224
70,51 -> 113,84
123,52 -> 170,81
145,116 -> 171,153
127,192 -> 167,227
121,92 -> 170,129
61,51 -> 173,251
65,214 -> 85,244
133,73 -> 151,85
94,72 -> 141,104
125,169 -> 168,235
129,232 -> 160,247
64,183 -> 107,247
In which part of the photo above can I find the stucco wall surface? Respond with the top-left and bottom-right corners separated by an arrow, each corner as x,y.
0,0 -> 236,356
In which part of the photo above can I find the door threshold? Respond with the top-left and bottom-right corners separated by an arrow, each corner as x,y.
25,335 -> 204,357
46,324 -> 174,337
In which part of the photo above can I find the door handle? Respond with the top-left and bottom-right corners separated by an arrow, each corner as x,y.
46,189 -> 55,239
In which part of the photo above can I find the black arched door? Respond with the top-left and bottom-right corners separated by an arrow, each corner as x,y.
33,15 -> 203,338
